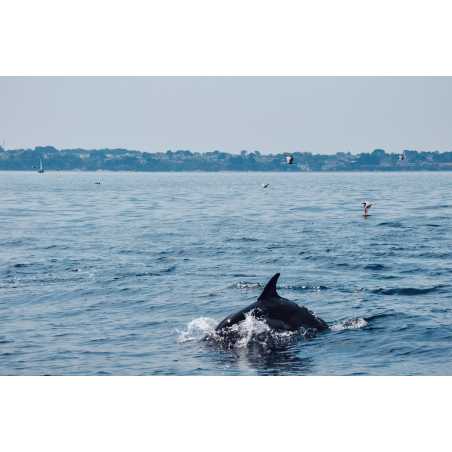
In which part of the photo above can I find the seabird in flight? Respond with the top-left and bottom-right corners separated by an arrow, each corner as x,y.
262,183 -> 269,188
284,155 -> 294,165
362,202 -> 376,215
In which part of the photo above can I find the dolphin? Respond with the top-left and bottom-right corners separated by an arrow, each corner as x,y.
216,273 -> 328,332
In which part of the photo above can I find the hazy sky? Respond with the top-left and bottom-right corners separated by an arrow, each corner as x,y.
1,77 -> 451,155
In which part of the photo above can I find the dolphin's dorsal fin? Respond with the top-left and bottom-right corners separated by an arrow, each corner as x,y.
257,273 -> 281,301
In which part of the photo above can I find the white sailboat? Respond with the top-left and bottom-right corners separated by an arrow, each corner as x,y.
38,158 -> 44,173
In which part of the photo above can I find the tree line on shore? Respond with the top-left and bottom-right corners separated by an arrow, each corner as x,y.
1,146 -> 451,171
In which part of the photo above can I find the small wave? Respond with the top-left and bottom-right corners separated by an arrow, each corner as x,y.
156,257 -> 176,263
419,252 -> 452,259
377,222 -> 405,228
1,240 -> 23,247
364,264 -> 385,270
331,318 -> 368,331
281,284 -> 328,291
312,285 -> 327,290
430,307 -> 451,313
364,312 -> 409,323
162,266 -> 176,273
233,282 -> 265,290
266,244 -> 297,250
111,270 -> 160,281
372,285 -> 447,296
340,287 -> 366,292
411,204 -> 451,210
233,282 -> 328,291
176,317 -> 218,343
225,237 -> 259,242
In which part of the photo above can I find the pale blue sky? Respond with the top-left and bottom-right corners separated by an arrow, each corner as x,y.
1,77 -> 451,155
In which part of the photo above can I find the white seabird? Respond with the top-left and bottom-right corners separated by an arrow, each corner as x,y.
362,202 -> 376,215
262,183 -> 269,188
348,155 -> 356,163
399,155 -> 405,160
284,155 -> 294,165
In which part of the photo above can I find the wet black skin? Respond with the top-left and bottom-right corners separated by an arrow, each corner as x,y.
216,273 -> 328,332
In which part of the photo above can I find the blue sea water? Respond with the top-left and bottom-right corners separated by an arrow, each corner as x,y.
1,171 -> 451,375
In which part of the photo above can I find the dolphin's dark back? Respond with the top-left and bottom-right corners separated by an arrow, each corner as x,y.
215,273 -> 328,333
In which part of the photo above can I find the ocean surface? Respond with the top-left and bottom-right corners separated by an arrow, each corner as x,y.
1,171 -> 451,375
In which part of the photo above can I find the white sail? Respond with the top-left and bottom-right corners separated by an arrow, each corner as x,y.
40,158 -> 42,171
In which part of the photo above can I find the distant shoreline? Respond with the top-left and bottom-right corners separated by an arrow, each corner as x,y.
2,146 -> 452,172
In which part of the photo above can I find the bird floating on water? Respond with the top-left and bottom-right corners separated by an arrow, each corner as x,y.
94,182 -> 100,185
284,155 -> 294,165
262,183 -> 269,188
362,202 -> 376,215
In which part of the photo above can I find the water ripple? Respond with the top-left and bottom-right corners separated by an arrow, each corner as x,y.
1,171 -> 452,375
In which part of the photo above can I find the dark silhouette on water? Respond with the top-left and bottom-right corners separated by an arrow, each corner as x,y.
215,273 -> 328,333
